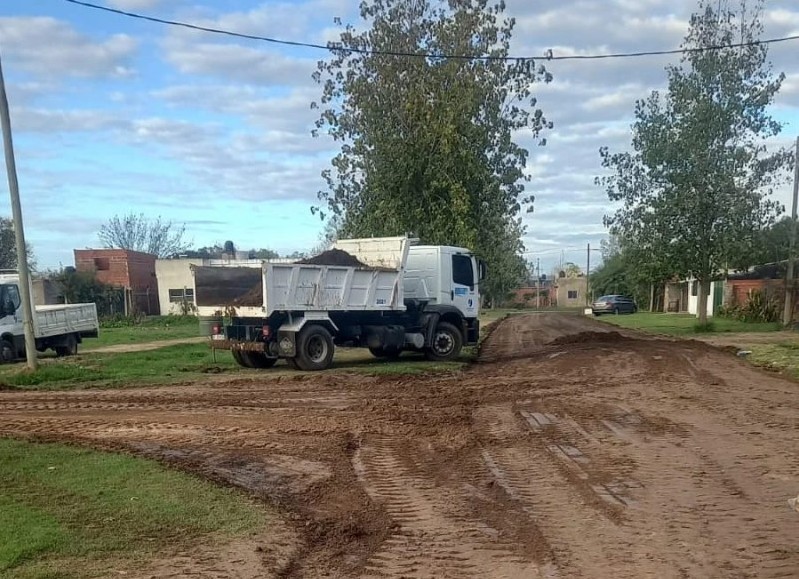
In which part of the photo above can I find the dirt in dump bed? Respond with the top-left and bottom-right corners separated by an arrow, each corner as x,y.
297,248 -> 369,268
231,284 -> 263,307
3,312 -> 799,578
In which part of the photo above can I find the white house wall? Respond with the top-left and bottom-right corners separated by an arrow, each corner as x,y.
155,259 -> 203,315
687,280 -> 715,317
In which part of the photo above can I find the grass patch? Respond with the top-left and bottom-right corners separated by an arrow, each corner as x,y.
1,310 -> 516,390
0,343 -> 238,390
0,438 -> 264,578
91,316 -> 200,349
746,342 -> 799,379
600,312 -> 781,336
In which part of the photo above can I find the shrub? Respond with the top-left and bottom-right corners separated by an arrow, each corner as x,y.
721,288 -> 780,323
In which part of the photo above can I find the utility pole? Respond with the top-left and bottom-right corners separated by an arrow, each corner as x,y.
536,258 -> 541,309
0,51 -> 37,370
586,243 -> 591,307
784,136 -> 799,327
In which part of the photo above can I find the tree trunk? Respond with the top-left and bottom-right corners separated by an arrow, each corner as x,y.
649,283 -> 655,312
697,278 -> 711,325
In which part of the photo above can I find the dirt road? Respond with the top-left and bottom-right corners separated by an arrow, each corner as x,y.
2,314 -> 798,578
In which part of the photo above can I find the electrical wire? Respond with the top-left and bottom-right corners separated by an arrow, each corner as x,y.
63,0 -> 799,62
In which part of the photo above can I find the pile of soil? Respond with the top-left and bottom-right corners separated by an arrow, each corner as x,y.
231,284 -> 263,307
298,249 -> 368,268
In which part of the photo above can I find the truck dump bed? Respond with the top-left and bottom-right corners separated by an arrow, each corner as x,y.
193,237 -> 411,317
35,304 -> 99,338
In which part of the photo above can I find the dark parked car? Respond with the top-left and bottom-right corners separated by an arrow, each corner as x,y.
592,295 -> 637,316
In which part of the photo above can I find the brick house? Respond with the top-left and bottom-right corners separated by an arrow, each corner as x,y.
74,249 -> 159,315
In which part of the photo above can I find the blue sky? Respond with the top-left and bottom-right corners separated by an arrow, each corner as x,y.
1,0 -> 798,274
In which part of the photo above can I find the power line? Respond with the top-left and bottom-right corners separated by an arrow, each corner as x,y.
63,0 -> 799,63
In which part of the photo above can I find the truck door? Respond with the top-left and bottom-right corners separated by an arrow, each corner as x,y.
0,283 -> 22,331
451,254 -> 479,318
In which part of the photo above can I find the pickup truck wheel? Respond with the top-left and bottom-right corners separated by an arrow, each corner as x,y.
425,322 -> 463,362
242,351 -> 278,369
0,339 -> 15,364
369,346 -> 402,360
55,334 -> 78,357
295,325 -> 334,371
231,350 -> 251,368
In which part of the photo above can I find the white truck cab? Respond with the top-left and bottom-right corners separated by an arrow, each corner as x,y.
403,245 -> 483,320
0,273 -> 99,363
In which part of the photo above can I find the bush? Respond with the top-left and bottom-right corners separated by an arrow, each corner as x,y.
693,321 -> 716,333
720,289 -> 780,323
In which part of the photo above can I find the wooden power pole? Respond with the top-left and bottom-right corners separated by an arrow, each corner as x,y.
0,51 -> 38,370
784,136 -> 799,327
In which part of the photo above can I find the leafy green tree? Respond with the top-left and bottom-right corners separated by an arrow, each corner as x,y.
248,248 -> 280,260
312,0 -> 552,304
0,216 -> 35,271
599,0 -> 792,324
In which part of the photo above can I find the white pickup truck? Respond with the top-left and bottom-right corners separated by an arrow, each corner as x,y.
0,273 -> 99,363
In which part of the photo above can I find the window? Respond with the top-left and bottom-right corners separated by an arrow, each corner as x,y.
94,257 -> 110,271
691,281 -> 698,297
452,255 -> 474,287
168,288 -> 194,303
0,284 -> 21,315
567,290 -> 578,300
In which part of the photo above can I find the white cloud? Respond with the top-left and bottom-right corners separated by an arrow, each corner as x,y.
0,17 -> 137,78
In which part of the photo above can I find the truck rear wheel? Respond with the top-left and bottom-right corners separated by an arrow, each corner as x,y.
232,350 -> 251,368
242,351 -> 277,369
369,346 -> 402,360
0,339 -> 15,364
295,325 -> 334,371
425,322 -> 463,362
55,334 -> 78,357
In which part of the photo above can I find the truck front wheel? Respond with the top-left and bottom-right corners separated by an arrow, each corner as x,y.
426,322 -> 463,362
295,325 -> 334,371
0,339 -> 15,364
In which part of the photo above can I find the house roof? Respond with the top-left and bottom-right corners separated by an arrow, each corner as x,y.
727,260 -> 797,281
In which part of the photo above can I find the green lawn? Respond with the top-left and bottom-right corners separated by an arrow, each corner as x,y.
89,316 -> 200,349
0,438 -> 265,578
599,312 -> 782,335
748,342 -> 799,379
0,342 -> 468,390
0,310 -> 526,390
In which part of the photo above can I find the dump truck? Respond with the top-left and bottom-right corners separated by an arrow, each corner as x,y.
0,272 -> 99,362
193,236 -> 485,371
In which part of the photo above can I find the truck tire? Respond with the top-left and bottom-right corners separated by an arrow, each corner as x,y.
0,339 -> 15,364
231,349 -> 251,368
295,325 -> 334,371
241,351 -> 278,369
425,322 -> 463,362
369,346 -> 402,360
55,334 -> 78,357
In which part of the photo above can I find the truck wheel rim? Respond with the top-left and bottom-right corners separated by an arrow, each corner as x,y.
433,331 -> 454,356
307,336 -> 328,363
0,343 -> 12,363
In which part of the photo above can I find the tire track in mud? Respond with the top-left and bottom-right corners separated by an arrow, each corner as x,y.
354,437 -> 545,578
2,313 -> 799,577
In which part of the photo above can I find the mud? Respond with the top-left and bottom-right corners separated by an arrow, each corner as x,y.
2,313 -> 798,578
297,249 -> 368,268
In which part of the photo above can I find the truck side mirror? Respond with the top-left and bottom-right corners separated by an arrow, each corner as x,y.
478,261 -> 487,281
